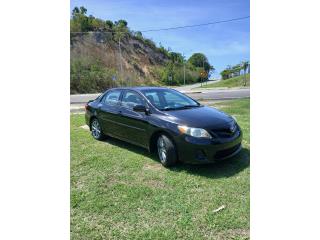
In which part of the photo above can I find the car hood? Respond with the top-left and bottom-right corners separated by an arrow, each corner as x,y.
162,106 -> 234,129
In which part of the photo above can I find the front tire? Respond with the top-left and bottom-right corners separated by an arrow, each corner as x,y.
91,118 -> 105,140
157,134 -> 177,167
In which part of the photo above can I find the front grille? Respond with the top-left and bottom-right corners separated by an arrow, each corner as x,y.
213,129 -> 235,138
211,124 -> 238,138
214,143 -> 241,159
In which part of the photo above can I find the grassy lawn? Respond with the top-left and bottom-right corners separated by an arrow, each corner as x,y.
199,74 -> 250,89
71,99 -> 250,240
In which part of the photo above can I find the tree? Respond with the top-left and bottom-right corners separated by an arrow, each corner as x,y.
71,6 -> 111,32
114,19 -> 129,41
188,53 -> 213,80
158,43 -> 170,58
169,52 -> 184,64
220,69 -> 230,80
72,7 -> 80,16
114,19 -> 127,27
80,6 -> 87,14
220,61 -> 250,82
105,20 -> 114,29
231,64 -> 242,77
88,16 -> 106,31
71,6 -> 90,32
242,61 -> 249,86
134,31 -> 143,40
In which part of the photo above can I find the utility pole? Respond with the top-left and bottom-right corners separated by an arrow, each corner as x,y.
203,58 -> 205,79
183,61 -> 186,85
183,52 -> 186,85
118,37 -> 123,86
201,58 -> 205,87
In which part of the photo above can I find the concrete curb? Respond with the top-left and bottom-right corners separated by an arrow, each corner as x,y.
180,91 -> 202,94
193,87 -> 250,91
197,96 -> 250,101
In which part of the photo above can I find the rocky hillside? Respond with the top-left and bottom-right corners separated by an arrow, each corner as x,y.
71,32 -> 171,89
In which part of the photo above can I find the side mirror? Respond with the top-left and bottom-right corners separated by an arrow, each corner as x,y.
133,105 -> 150,114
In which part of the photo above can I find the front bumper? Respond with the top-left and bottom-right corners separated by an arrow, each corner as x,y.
174,130 -> 243,164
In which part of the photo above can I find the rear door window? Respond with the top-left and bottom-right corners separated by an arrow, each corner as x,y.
102,90 -> 122,106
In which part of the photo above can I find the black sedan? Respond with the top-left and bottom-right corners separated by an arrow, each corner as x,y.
85,87 -> 242,167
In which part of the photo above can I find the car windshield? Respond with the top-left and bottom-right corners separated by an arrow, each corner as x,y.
141,88 -> 200,111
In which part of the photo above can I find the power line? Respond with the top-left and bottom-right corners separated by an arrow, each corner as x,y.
70,16 -> 249,34
141,16 -> 249,32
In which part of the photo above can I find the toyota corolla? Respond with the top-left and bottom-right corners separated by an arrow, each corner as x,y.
85,87 -> 242,167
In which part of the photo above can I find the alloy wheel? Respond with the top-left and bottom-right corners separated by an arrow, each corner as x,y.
91,119 -> 101,139
157,136 -> 167,163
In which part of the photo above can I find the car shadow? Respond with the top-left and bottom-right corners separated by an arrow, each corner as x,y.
170,148 -> 250,179
101,136 -> 250,179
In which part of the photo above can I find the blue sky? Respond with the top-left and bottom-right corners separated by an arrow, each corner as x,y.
71,0 -> 250,78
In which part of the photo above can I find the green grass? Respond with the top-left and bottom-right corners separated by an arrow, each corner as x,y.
71,99 -> 250,240
199,74 -> 250,89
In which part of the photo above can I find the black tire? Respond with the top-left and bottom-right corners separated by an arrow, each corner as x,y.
90,118 -> 105,140
157,134 -> 177,167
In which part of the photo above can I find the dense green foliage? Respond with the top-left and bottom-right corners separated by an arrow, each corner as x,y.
220,61 -> 250,80
71,6 -> 151,46
71,99 -> 250,239
156,52 -> 216,86
188,53 -> 213,72
152,62 -> 199,86
71,7 -> 112,32
70,58 -> 118,94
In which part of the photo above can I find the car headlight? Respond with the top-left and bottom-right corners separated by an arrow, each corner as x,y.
178,125 -> 212,139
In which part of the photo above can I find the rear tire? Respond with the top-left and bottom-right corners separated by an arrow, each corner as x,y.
90,118 -> 105,140
157,134 -> 177,167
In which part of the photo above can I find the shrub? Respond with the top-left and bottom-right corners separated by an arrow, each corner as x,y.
71,58 -> 117,94
143,38 -> 157,49
155,63 -> 199,86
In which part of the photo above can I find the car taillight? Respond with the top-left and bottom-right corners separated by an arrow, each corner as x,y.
85,104 -> 89,110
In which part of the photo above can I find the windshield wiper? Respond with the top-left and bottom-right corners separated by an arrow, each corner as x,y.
181,105 -> 201,108
161,105 -> 201,111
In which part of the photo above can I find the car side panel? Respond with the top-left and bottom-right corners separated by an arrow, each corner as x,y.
97,102 -> 123,138
116,106 -> 150,148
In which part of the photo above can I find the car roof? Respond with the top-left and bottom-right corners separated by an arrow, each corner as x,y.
109,86 -> 171,92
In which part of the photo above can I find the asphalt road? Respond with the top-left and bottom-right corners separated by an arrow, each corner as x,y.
188,88 -> 250,100
70,88 -> 250,104
71,93 -> 102,104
